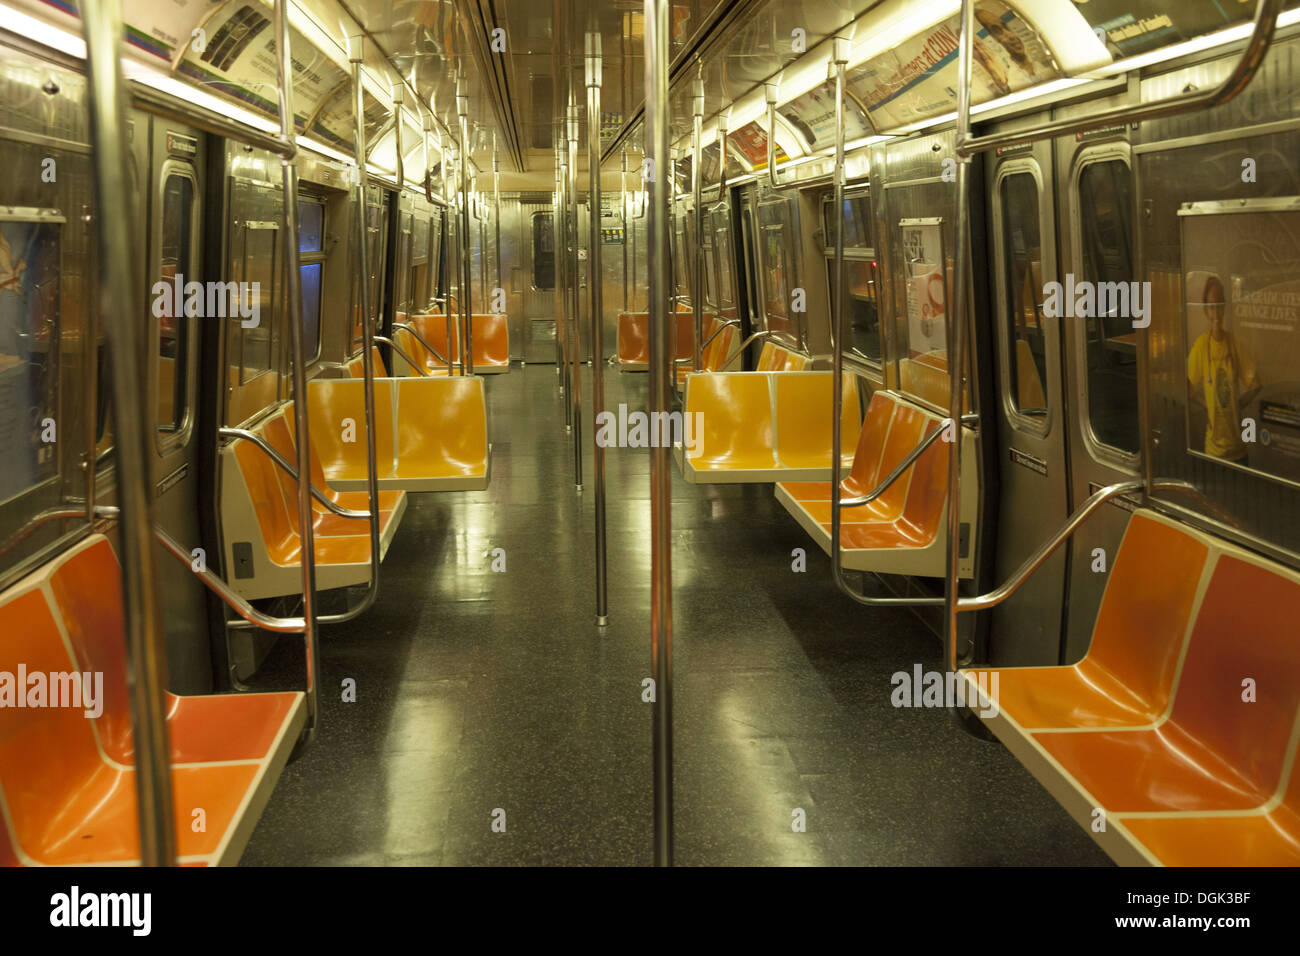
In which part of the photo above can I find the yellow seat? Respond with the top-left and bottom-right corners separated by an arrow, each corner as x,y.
391,377 -> 491,491
682,373 -> 776,477
304,379 -> 396,486
773,372 -> 860,471
773,390 -> 978,578
303,378 -> 490,493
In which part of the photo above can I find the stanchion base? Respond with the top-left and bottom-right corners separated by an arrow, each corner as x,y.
596,614 -> 609,627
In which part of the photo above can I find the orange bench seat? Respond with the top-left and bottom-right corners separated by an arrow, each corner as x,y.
962,510 -> 1300,865
0,535 -> 304,866
774,390 -> 977,578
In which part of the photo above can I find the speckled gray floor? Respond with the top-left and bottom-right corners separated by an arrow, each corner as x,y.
239,362 -> 1111,866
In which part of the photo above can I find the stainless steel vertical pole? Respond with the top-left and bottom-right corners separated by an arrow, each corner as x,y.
81,0 -> 175,866
493,136 -> 502,310
587,33 -> 608,624
644,0 -> 673,868
945,0 -> 976,673
568,104 -> 583,489
458,82 -> 474,375
621,147 -> 630,315
691,78 -> 704,372
279,5 -> 320,747
559,148 -> 572,427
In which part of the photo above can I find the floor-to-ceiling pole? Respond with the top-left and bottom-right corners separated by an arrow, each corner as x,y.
568,103 -> 583,489
644,0 -> 673,868
587,32 -> 608,625
457,80 -> 474,376
81,0 -> 175,866
691,77 -> 704,372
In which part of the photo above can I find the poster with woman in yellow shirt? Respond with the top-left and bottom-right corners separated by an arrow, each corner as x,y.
1187,274 -> 1261,462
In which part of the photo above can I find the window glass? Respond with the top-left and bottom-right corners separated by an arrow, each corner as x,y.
301,262 -> 322,360
762,225 -> 796,345
0,216 -> 60,500
829,257 -> 881,362
824,194 -> 874,249
714,220 -> 737,313
157,173 -> 193,436
532,212 -> 554,290
1078,159 -> 1138,453
999,172 -> 1048,419
298,199 -> 323,253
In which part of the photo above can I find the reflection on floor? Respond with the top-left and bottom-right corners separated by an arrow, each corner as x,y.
241,363 -> 1109,866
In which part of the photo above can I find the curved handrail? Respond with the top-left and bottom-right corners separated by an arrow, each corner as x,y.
218,426 -> 368,519
373,335 -> 430,376
841,413 -> 978,509
718,329 -> 770,369
764,83 -> 799,192
393,320 -> 452,367
956,0 -> 1282,158
155,525 -> 306,634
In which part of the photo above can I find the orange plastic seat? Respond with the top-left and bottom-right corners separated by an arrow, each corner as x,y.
391,377 -> 491,490
973,514 -> 1209,731
262,412 -> 403,542
677,371 -> 865,485
396,312 -> 509,374
0,535 -> 304,866
346,346 -> 387,378
963,513 -> 1300,865
1035,552 -> 1300,815
773,390 -> 977,578
617,305 -> 695,370
303,378 -> 490,493
221,401 -> 408,600
681,372 -> 776,477
772,372 -> 860,472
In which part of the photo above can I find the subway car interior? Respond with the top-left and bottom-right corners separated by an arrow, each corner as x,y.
0,0 -> 1299,871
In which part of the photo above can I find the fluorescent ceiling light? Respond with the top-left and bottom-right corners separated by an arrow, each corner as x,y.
124,59 -> 281,134
0,3 -> 85,57
301,137 -> 354,165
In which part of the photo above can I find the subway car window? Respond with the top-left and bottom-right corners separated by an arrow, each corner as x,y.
1077,158 -> 1138,454
999,171 -> 1048,420
824,192 -> 880,363
0,212 -> 60,502
156,172 -> 194,441
298,197 -> 325,360
532,212 -> 554,290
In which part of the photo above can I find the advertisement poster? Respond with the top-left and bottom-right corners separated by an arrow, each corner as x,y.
729,120 -> 787,170
901,218 -> 947,358
121,0 -> 210,60
0,216 -> 60,503
847,0 -> 1060,133
1070,0 -> 1256,57
777,81 -> 873,150
1180,201 -> 1300,485
175,3 -> 346,132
